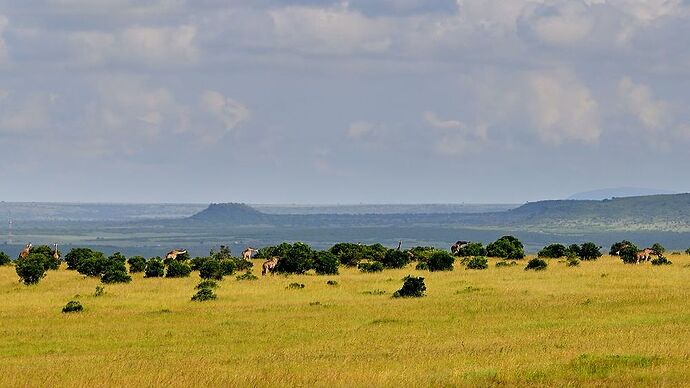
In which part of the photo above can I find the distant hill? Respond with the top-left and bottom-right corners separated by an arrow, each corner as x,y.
568,187 -> 676,200
188,203 -> 267,223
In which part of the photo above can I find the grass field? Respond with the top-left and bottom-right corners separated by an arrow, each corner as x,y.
2,256 -> 690,386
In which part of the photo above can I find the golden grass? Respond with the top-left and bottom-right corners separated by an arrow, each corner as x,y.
2,255 -> 690,387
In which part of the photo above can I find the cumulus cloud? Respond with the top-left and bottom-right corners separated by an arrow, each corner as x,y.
618,77 -> 669,130
527,70 -> 600,144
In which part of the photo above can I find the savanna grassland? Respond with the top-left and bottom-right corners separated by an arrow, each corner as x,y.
2,256 -> 690,387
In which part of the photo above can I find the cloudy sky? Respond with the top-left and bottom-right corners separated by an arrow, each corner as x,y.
1,0 -> 689,204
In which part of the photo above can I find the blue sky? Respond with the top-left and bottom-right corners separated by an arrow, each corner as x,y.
0,0 -> 689,204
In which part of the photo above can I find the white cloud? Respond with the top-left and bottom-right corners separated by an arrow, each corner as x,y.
618,77 -> 669,130
423,111 -> 462,129
527,70 -> 600,144
201,90 -> 250,133
525,2 -> 594,45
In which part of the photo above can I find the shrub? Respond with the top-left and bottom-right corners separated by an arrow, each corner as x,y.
127,256 -> 147,273
379,249 -> 410,269
274,242 -> 315,274
109,252 -> 127,263
610,240 -> 633,256
236,271 -> 258,281
426,251 -> 455,271
407,246 -> 438,261
30,245 -> 61,270
191,288 -> 216,302
578,242 -> 602,261
144,258 -> 165,278
166,260 -> 192,278
619,244 -> 640,264
190,256 -> 209,271
393,276 -> 426,298
0,251 -> 10,266
567,257 -> 581,267
650,243 -> 666,256
567,244 -> 581,257
94,286 -> 105,297
198,259 -> 223,280
195,280 -> 219,290
466,256 -> 488,270
313,251 -> 339,275
101,269 -> 132,284
329,242 -> 387,266
15,254 -> 48,285
651,256 -> 672,266
486,236 -> 525,260
287,282 -> 305,289
75,251 -> 111,277
525,258 -> 547,271
415,261 -> 429,270
358,261 -> 384,273
65,248 -> 102,270
495,261 -> 518,268
62,300 -> 84,313
454,242 -> 487,257
538,244 -> 567,258
326,280 -> 339,286
686,248 -> 690,255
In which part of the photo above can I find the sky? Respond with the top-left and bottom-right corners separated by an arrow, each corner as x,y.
1,0 -> 690,204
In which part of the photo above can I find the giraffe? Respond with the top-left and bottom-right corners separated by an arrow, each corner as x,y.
635,248 -> 655,264
19,243 -> 32,259
451,241 -> 470,255
262,257 -> 279,276
396,240 -> 402,251
166,249 -> 188,261
52,243 -> 60,261
242,247 -> 258,261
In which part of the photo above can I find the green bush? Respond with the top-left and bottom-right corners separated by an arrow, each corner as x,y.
144,258 -> 165,278
274,242 -> 315,274
610,240 -> 633,256
650,243 -> 666,256
109,252 -> 127,263
65,248 -> 102,270
191,288 -> 217,302
196,280 -> 218,289
127,256 -> 147,273
0,251 -> 10,266
379,249 -> 410,269
94,286 -> 105,297
525,258 -> 548,271
426,251 -> 455,271
313,251 -> 339,275
619,244 -> 640,264
454,242 -> 487,257
166,260 -> 192,278
62,300 -> 83,313
415,261 -> 429,270
578,242 -> 602,261
15,253 -> 48,285
495,261 -> 518,268
30,245 -> 61,270
199,259 -> 223,280
486,236 -> 525,260
568,244 -> 582,257
287,282 -> 305,289
466,256 -> 488,270
326,280 -> 339,286
651,256 -> 672,266
358,261 -> 384,273
236,271 -> 258,281
393,276 -> 426,298
329,242 -> 387,267
685,248 -> 690,255
75,251 -> 113,277
407,246 -> 438,261
190,256 -> 209,271
566,257 -> 581,267
101,269 -> 132,284
538,244 -> 567,258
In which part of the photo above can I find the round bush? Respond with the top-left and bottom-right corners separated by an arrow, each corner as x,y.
578,242 -> 602,261
127,256 -> 147,273
358,261 -> 384,273
379,249 -> 410,269
525,258 -> 548,271
426,251 -> 455,271
455,242 -> 487,257
62,300 -> 84,313
274,242 -> 315,274
486,236 -> 525,260
101,269 -> 132,284
495,261 -> 518,268
610,240 -> 633,256
393,276 -> 426,298
538,244 -> 567,258
166,260 -> 192,278
314,251 -> 339,275
199,259 -> 223,280
15,253 -> 48,285
651,256 -> 672,266
191,288 -> 216,302
65,248 -> 102,270
466,256 -> 488,270
619,244 -> 640,264
144,259 -> 165,278
0,251 -> 10,266
219,259 -> 236,276
75,252 -> 111,277
29,245 -> 61,270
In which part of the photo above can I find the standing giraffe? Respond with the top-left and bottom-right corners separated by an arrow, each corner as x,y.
166,249 -> 188,261
19,243 -> 32,259
262,257 -> 279,276
52,243 -> 60,261
242,247 -> 258,261
396,240 -> 402,251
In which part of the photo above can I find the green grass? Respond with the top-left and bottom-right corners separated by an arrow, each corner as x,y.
2,256 -> 690,386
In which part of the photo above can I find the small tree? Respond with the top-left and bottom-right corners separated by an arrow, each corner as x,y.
0,251 -> 11,266
127,256 -> 147,273
313,251 -> 339,275
65,248 -> 101,270
455,242 -> 487,257
393,276 -> 426,298
525,258 -> 547,271
578,242 -> 602,261
537,244 -> 567,258
199,259 -> 223,280
486,236 -> 525,260
30,245 -> 61,270
62,300 -> 84,313
426,251 -> 455,271
358,261 -> 384,273
16,253 -> 48,285
166,260 -> 192,278
274,242 -> 315,274
379,249 -> 410,269
101,268 -> 132,284
466,256 -> 488,270
144,258 -> 165,278
619,244 -> 640,264
610,240 -> 633,256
